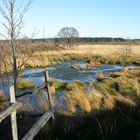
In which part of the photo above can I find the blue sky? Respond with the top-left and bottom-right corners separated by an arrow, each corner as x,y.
1,0 -> 140,38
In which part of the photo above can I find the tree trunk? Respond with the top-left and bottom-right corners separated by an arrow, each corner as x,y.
10,0 -> 18,94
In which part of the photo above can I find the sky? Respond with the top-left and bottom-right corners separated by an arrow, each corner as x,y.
1,0 -> 140,39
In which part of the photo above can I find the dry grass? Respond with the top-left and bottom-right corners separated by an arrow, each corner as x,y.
1,44 -> 140,73
25,44 -> 140,68
50,85 -> 56,96
64,90 -> 92,113
0,91 -> 8,111
63,80 -> 116,114
17,79 -> 35,90
39,68 -> 140,139
32,44 -> 140,57
62,68 -> 140,115
75,44 -> 140,56
31,44 -> 140,59
64,80 -> 90,113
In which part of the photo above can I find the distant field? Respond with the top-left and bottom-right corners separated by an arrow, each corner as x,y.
75,44 -> 140,56
25,44 -> 140,68
33,44 -> 140,57
1,44 -> 140,73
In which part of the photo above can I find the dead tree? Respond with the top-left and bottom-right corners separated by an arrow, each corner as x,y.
0,0 -> 32,94
120,43 -> 133,65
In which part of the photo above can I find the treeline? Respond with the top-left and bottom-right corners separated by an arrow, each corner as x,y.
1,37 -> 140,45
32,37 -> 126,44
78,37 -> 125,43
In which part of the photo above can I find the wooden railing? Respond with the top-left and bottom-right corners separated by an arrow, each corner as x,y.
0,69 -> 55,140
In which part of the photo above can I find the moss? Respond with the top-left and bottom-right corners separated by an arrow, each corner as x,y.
17,79 -> 35,90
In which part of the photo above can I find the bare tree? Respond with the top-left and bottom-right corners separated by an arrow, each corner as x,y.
57,27 -> 79,49
43,26 -> 46,42
119,43 -> 133,65
0,0 -> 32,94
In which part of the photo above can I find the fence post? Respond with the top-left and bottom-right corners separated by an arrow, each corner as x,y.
44,69 -> 53,110
10,86 -> 18,140
44,70 -> 55,125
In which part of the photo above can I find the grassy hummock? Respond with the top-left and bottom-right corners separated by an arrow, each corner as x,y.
17,79 -> 35,90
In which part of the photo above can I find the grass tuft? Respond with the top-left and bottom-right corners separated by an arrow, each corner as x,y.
53,80 -> 67,90
17,79 -> 35,90
66,80 -> 86,91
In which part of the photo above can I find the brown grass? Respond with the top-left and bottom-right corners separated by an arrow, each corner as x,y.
62,68 -> 140,116
1,44 -> 140,73
25,44 -> 140,68
37,68 -> 140,139
0,91 -> 8,111
63,80 -> 117,114
32,44 -> 140,57
17,79 -> 35,90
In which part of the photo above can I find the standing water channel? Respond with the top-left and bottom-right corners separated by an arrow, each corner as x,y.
23,60 -> 123,85
1,60 -> 139,114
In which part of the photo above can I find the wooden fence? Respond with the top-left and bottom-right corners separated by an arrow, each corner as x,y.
0,69 -> 55,140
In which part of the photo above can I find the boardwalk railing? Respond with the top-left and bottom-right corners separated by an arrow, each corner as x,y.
0,69 -> 55,140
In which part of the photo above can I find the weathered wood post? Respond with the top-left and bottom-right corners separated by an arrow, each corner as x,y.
44,69 -> 53,110
10,86 -> 18,140
44,69 -> 55,123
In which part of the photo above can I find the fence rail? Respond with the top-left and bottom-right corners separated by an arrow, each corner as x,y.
22,109 -> 54,140
0,69 -> 55,140
0,102 -> 22,123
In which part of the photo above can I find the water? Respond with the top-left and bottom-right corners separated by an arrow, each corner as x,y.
22,60 -> 124,86
0,60 -> 139,114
